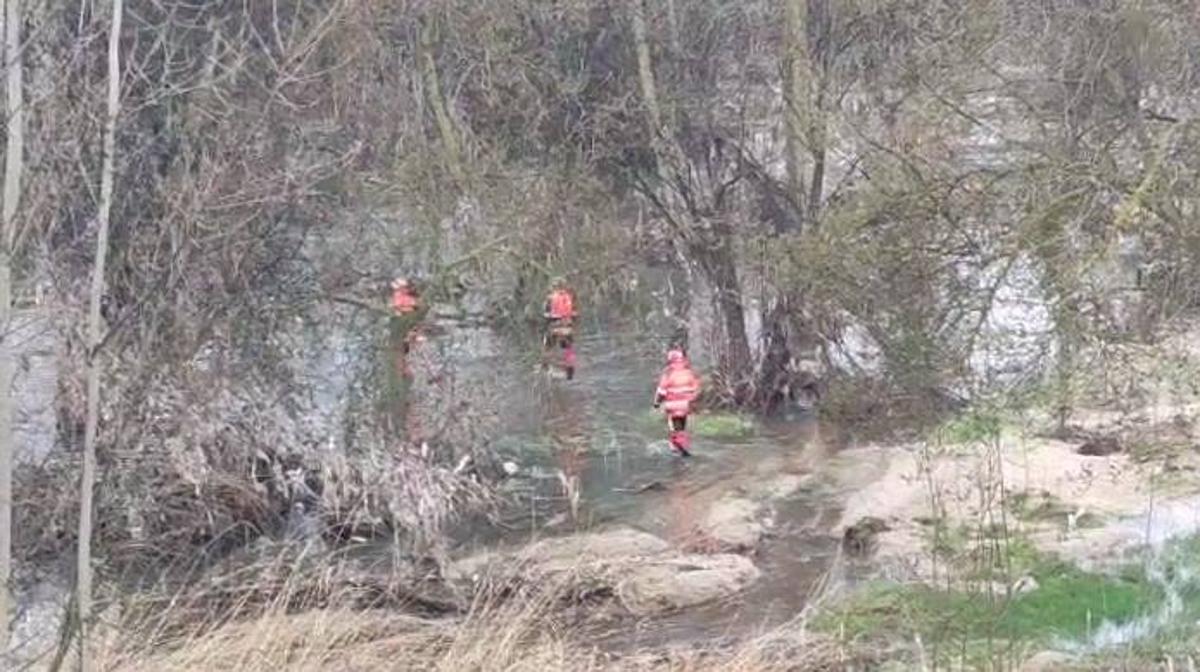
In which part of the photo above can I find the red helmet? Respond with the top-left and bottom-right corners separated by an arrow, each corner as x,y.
666,349 -> 686,365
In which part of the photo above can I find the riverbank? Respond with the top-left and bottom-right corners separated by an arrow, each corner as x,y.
92,581 -> 851,671
821,320 -> 1200,669
26,317 -> 1200,671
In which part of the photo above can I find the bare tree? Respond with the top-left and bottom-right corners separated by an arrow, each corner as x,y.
0,0 -> 25,647
77,0 -> 123,664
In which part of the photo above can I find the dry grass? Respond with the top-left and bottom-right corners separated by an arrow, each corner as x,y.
90,556 -> 849,672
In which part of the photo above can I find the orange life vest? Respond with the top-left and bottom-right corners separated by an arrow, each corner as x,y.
392,287 -> 419,314
547,289 -> 575,320
657,366 -> 700,417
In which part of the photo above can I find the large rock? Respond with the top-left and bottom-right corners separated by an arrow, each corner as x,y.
699,496 -> 765,551
616,554 -> 761,616
448,527 -> 762,616
842,516 -> 891,557
448,527 -> 672,582
759,474 -> 811,500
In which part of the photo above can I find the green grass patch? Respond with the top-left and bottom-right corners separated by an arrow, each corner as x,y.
691,412 -> 758,438
820,561 -> 1162,650
637,410 -> 757,439
915,521 -> 1045,579
1088,534 -> 1200,665
1006,490 -> 1105,530
1127,439 -> 1193,464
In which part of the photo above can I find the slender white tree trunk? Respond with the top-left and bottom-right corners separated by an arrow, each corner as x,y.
78,0 -> 121,666
0,0 -> 26,649
629,0 -> 662,133
782,0 -> 807,215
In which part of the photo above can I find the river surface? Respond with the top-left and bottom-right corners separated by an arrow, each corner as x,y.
416,315 -> 862,645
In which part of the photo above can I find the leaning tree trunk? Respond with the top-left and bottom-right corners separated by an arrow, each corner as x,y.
78,0 -> 122,666
692,231 -> 753,400
754,0 -> 835,411
628,0 -> 753,400
0,0 -> 25,647
782,0 -> 807,217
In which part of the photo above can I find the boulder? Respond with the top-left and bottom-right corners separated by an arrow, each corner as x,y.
699,496 -> 765,551
1077,436 -> 1122,456
759,474 -> 811,500
616,554 -> 761,616
1011,575 -> 1040,595
448,527 -> 672,582
842,516 -> 891,557
448,527 -> 762,616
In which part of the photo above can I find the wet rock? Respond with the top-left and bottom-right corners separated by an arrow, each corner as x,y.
1019,650 -> 1077,671
1012,575 -> 1040,595
448,527 -> 760,617
1077,436 -> 1122,456
699,496 -> 765,551
760,474 -> 811,500
842,516 -> 891,557
615,480 -> 666,494
616,554 -> 761,616
448,527 -> 672,582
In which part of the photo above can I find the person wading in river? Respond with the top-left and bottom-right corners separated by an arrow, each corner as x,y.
653,348 -> 701,457
543,277 -> 578,379
389,276 -> 427,441
391,277 -> 424,360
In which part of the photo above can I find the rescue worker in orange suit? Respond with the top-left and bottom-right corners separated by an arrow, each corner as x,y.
543,277 -> 578,380
389,276 -> 426,440
391,277 -> 423,356
392,277 -> 420,316
653,348 -> 701,457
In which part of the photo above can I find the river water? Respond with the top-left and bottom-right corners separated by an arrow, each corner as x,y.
414,315 -> 861,645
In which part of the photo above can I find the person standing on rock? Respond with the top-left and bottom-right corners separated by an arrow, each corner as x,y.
654,348 -> 701,457
543,276 -> 578,379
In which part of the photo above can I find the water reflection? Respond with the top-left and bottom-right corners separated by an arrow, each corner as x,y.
541,384 -> 592,524
380,318 -> 854,645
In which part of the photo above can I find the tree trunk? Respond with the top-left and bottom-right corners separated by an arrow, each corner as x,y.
665,0 -> 681,57
0,0 -> 25,648
758,0 -> 834,409
78,0 -> 122,665
782,0 -> 807,225
628,0 -> 752,399
418,14 -> 465,188
694,233 -> 753,398
805,0 -> 831,225
629,0 -> 662,133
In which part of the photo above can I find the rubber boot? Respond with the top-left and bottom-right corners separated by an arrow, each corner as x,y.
668,429 -> 691,457
564,345 -> 577,380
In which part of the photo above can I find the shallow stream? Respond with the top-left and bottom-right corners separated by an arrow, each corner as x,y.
416,316 -> 861,645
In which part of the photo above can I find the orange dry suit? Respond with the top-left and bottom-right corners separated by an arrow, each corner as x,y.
392,286 -> 420,315
544,289 -> 578,373
656,363 -> 701,419
545,289 -> 575,322
655,362 -> 700,454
